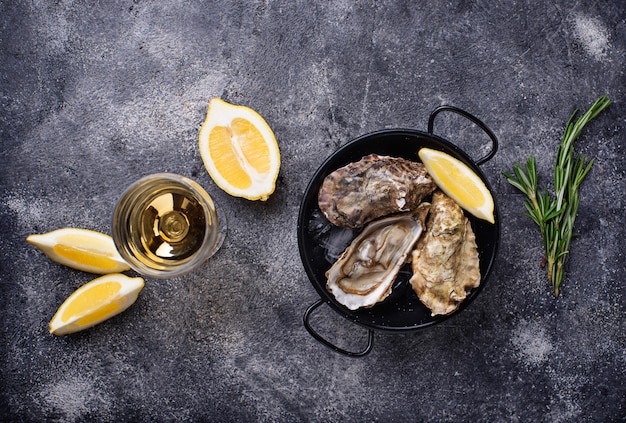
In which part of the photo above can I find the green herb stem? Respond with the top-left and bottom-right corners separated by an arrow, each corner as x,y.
503,95 -> 611,296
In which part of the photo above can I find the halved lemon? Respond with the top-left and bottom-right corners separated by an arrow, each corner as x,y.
419,148 -> 495,224
49,273 -> 144,335
198,98 -> 280,201
26,228 -> 131,274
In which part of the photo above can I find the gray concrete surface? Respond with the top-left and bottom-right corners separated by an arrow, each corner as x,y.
1,1 -> 624,422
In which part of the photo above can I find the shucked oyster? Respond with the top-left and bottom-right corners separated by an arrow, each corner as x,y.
410,191 -> 480,316
318,154 -> 436,228
326,204 -> 429,310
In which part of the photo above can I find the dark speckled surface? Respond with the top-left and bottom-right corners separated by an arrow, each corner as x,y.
1,1 -> 625,421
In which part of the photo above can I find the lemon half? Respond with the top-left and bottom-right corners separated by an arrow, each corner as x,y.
198,98 -> 281,201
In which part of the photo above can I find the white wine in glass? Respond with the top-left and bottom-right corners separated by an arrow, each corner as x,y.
113,173 -> 226,278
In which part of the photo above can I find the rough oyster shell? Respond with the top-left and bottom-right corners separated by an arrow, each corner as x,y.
326,204 -> 429,310
318,154 -> 436,228
410,191 -> 481,316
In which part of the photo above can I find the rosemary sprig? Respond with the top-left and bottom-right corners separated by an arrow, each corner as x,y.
503,95 -> 611,296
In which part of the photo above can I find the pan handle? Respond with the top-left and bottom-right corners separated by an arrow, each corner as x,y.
427,105 -> 498,166
303,299 -> 374,357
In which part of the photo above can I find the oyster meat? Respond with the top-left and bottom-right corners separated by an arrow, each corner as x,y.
410,191 -> 481,316
326,204 -> 429,310
318,154 -> 436,228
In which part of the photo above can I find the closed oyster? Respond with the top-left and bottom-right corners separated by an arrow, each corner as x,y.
318,154 -> 436,228
326,204 -> 429,310
410,191 -> 481,316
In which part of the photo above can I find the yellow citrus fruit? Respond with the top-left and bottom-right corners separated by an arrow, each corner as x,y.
419,148 -> 495,224
198,98 -> 280,201
26,228 -> 130,274
49,273 -> 144,335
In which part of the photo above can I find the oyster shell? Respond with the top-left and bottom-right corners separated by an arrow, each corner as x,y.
410,191 -> 481,316
318,154 -> 436,228
326,204 -> 429,310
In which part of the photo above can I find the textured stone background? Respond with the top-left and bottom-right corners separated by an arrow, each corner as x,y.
1,1 -> 624,422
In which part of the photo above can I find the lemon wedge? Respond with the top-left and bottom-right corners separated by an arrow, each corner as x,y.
27,228 -> 131,274
419,148 -> 495,224
49,273 -> 144,335
198,98 -> 281,201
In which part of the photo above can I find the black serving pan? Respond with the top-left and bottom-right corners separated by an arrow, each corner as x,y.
298,106 -> 500,356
